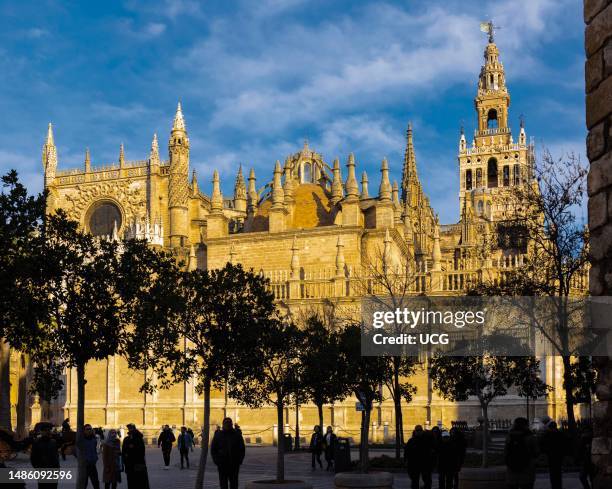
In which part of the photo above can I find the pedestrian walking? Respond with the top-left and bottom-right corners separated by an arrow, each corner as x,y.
77,424 -> 100,489
449,427 -> 466,489
177,426 -> 194,469
323,426 -> 337,471
157,424 -> 175,470
540,421 -> 567,489
504,417 -> 539,489
577,427 -> 595,489
30,423 -> 59,489
309,425 -> 323,470
211,417 -> 246,489
404,425 -> 434,489
102,429 -> 122,489
437,431 -> 460,489
121,424 -> 150,489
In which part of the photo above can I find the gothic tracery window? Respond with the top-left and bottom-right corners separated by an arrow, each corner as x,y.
487,158 -> 498,188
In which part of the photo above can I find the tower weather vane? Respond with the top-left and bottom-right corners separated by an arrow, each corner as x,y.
480,19 -> 500,43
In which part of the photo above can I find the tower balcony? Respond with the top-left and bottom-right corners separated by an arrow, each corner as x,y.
475,127 -> 511,137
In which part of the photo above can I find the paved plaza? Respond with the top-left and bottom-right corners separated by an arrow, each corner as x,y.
4,446 -> 586,489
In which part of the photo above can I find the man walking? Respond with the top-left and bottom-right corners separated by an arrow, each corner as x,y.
211,417 -> 246,489
30,423 -> 59,489
309,425 -> 323,470
404,425 -> 434,489
323,426 -> 337,471
177,426 -> 194,469
121,423 -> 150,489
157,424 -> 176,470
504,417 -> 539,489
540,421 -> 567,489
77,424 -> 100,489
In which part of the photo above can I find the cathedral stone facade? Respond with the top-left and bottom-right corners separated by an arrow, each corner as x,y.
15,38 -> 580,442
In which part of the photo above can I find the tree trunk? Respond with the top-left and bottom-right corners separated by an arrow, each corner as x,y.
0,341 -> 12,431
317,402 -> 324,434
360,407 -> 371,473
481,404 -> 489,469
76,363 -> 87,489
295,398 -> 300,450
276,401 -> 285,482
195,377 -> 211,489
393,359 -> 403,459
17,354 -> 27,436
561,355 -> 577,432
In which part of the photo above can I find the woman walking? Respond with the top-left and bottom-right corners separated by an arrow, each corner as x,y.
102,429 -> 122,489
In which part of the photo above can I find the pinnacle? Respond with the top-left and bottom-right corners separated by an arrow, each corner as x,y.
46,123 -> 54,145
173,102 -> 186,131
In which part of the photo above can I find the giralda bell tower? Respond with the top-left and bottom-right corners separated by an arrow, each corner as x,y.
458,23 -> 534,224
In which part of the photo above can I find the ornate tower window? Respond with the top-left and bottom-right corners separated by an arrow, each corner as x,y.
503,165 -> 510,186
487,109 -> 498,129
513,164 -> 520,185
487,158 -> 498,188
476,168 -> 482,187
465,169 -> 473,190
87,201 -> 122,237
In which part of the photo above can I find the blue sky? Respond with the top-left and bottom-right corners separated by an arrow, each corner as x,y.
0,0 -> 586,223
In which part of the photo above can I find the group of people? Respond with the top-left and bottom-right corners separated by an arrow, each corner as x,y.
27,418 -> 246,489
309,425 -> 338,471
404,425 -> 467,489
505,417 -> 595,489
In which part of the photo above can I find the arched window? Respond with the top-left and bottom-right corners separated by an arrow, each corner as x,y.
303,162 -> 312,183
487,158 -> 498,188
513,164 -> 520,185
487,109 -> 498,129
88,201 -> 122,237
465,169 -> 472,190
476,168 -> 482,187
477,201 -> 484,215
503,165 -> 510,186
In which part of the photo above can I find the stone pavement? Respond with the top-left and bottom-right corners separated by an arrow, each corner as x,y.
6,446 -> 584,488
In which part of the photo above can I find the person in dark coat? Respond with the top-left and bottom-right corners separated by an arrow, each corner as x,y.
177,426 -> 194,469
504,417 -> 539,489
77,424 -> 100,489
157,424 -> 175,470
309,425 -> 323,470
437,432 -> 460,489
449,427 -> 467,489
121,424 -> 150,489
101,429 -> 122,489
211,417 -> 246,489
323,426 -> 337,471
577,427 -> 595,489
30,423 -> 60,489
404,425 -> 434,489
540,421 -> 567,489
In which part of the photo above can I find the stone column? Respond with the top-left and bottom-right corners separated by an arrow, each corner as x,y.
585,1 -> 612,486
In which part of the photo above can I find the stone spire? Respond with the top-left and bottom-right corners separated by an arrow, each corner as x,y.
211,169 -> 223,212
271,160 -> 285,207
150,133 -> 160,166
173,102 -> 186,131
192,169 -> 199,195
360,171 -> 369,199
84,148 -> 91,173
392,180 -> 402,222
234,165 -> 247,212
335,236 -> 345,277
331,158 -> 344,204
247,168 -> 258,214
283,158 -> 294,204
345,153 -> 359,199
119,143 -> 125,168
401,122 -> 419,205
378,158 -> 392,201
42,123 -> 57,185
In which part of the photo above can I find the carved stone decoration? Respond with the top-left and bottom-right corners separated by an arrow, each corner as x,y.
61,179 -> 147,230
